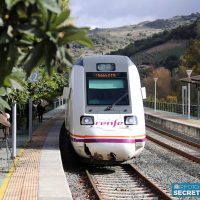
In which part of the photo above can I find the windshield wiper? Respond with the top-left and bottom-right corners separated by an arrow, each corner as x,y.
104,92 -> 128,111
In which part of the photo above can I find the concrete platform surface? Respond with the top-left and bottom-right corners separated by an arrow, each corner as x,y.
0,106 -> 73,200
145,107 -> 200,128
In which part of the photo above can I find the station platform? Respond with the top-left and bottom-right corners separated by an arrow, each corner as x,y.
144,107 -> 200,139
0,106 -> 199,199
0,106 -> 73,200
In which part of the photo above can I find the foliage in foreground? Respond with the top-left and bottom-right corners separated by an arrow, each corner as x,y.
0,0 -> 93,111
6,68 -> 68,108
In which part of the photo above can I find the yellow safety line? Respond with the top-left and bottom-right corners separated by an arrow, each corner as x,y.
0,114 -> 61,199
0,145 -> 27,200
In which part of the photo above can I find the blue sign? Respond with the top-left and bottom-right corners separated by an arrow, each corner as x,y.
29,72 -> 39,82
172,183 -> 200,197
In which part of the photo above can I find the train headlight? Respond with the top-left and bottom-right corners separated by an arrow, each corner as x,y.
80,116 -> 94,125
124,116 -> 137,125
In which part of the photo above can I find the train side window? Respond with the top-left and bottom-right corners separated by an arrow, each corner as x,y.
62,87 -> 71,100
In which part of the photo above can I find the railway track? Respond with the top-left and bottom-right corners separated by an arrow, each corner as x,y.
85,164 -> 173,200
146,123 -> 200,164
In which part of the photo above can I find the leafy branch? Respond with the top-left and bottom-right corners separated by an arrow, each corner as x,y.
0,0 -> 93,111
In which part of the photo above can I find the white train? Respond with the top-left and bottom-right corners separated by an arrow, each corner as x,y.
61,55 -> 146,164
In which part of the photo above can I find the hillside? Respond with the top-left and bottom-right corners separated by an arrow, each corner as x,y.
144,13 -> 199,29
70,13 -> 200,61
131,40 -> 187,66
110,21 -> 198,68
70,25 -> 162,60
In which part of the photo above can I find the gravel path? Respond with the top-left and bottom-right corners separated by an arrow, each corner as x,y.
64,140 -> 199,199
62,129 -> 199,199
65,168 -> 97,200
131,140 -> 200,199
62,134 -> 97,200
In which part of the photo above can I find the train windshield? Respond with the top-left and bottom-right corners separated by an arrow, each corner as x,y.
86,72 -> 129,106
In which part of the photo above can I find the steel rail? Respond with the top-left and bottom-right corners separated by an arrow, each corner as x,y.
146,123 -> 200,149
85,169 -> 103,200
85,165 -> 174,200
147,135 -> 200,164
130,164 -> 173,200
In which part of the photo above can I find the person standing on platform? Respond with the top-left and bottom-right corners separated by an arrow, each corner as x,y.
37,100 -> 45,123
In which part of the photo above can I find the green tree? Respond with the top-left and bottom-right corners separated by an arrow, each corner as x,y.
5,68 -> 68,110
162,55 -> 180,74
180,22 -> 200,74
59,0 -> 69,10
0,0 -> 93,111
180,39 -> 200,74
0,67 -> 26,111
28,68 -> 68,101
142,67 -> 172,99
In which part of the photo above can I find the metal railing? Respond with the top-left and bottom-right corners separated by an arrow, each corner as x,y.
144,100 -> 198,117
53,98 -> 66,109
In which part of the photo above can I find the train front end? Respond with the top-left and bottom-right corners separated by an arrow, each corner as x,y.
66,55 -> 146,163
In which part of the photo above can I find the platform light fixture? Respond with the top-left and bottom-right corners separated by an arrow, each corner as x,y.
154,78 -> 158,112
186,69 -> 192,119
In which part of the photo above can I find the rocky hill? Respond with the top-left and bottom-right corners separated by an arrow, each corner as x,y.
111,21 -> 198,68
70,13 -> 200,63
144,13 -> 199,29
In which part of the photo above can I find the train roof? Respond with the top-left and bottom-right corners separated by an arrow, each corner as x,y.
74,55 -> 134,67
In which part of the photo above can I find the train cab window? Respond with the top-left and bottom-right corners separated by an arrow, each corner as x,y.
86,72 -> 129,106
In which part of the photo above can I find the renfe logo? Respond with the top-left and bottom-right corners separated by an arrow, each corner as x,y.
95,120 -> 123,127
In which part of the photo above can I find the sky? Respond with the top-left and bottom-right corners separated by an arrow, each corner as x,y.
70,0 -> 200,28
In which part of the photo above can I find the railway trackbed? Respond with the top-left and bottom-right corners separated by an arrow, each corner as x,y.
85,164 -> 173,200
146,124 -> 200,164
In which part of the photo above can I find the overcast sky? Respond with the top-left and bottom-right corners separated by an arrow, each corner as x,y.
70,0 -> 200,28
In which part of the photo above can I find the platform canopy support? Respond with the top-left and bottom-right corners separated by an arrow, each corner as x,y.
180,75 -> 200,120
198,87 -> 200,120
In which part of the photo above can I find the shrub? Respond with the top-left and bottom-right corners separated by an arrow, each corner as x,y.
166,95 -> 177,103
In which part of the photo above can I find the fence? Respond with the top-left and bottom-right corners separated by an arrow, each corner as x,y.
53,98 -> 66,109
143,100 -> 198,117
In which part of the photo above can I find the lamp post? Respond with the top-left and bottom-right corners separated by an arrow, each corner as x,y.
29,72 -> 38,141
154,78 -> 158,112
198,86 -> 200,120
186,69 -> 192,119
12,102 -> 17,158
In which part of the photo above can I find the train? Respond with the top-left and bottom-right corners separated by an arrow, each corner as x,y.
60,55 -> 146,164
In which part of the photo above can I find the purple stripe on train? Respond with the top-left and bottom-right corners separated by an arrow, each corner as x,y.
70,137 -> 146,143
